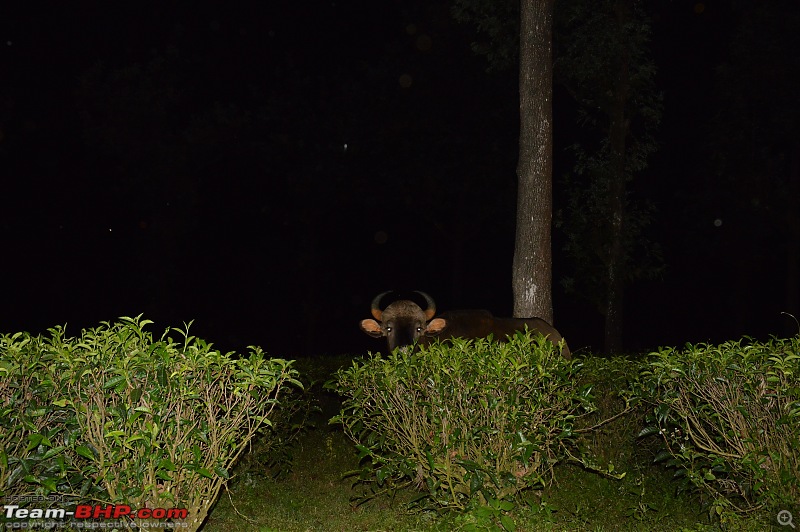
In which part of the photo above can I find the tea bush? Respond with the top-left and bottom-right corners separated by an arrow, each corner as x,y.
0,316 -> 302,531
330,333 -> 593,511
637,336 -> 800,517
232,365 -> 320,482
1,331 -> 104,502
573,356 -> 642,473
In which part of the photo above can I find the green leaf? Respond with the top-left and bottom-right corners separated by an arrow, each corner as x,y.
500,514 -> 516,531
157,366 -> 168,386
637,425 -> 660,438
124,434 -> 146,448
27,433 -> 53,450
102,375 -> 127,390
41,478 -> 58,493
130,387 -> 143,403
376,467 -> 389,484
42,445 -> 66,460
473,507 -> 493,518
158,458 -> 177,471
76,445 -> 95,460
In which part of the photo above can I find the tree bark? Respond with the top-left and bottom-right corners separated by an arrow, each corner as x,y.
513,0 -> 554,323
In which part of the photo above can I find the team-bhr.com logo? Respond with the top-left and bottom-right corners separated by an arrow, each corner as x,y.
4,503 -> 188,520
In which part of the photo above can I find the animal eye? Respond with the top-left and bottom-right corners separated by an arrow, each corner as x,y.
386,327 -> 392,332
416,327 -> 423,333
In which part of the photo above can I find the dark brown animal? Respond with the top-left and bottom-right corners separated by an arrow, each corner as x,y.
360,291 -> 570,358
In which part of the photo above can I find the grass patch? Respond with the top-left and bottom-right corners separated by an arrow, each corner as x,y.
204,427 -> 772,531
204,425 -> 436,531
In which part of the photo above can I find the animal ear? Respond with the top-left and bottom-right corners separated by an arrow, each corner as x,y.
425,317 -> 447,336
360,319 -> 384,337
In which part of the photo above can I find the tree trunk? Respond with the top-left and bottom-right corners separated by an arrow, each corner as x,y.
513,0 -> 554,323
602,0 -> 632,354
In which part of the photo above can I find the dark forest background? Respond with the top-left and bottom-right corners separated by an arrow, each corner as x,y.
2,1 -> 798,357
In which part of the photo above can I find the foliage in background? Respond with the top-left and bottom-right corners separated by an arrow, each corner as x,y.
451,0 -> 519,72
555,0 -> 663,352
330,333 -> 594,517
637,337 -> 800,520
452,0 -> 664,353
0,316 -> 301,531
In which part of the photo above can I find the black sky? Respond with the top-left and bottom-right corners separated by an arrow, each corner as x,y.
2,1 -> 798,357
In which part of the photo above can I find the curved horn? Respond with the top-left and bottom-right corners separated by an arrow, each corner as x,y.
370,291 -> 392,320
414,291 -> 437,320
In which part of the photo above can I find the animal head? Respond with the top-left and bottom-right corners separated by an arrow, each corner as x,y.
359,291 -> 446,351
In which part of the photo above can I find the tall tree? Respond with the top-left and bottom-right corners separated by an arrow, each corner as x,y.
452,0 -> 555,322
512,0 -> 555,322
556,0 -> 662,352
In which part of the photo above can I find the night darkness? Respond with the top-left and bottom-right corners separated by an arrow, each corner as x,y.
2,1 -> 798,358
